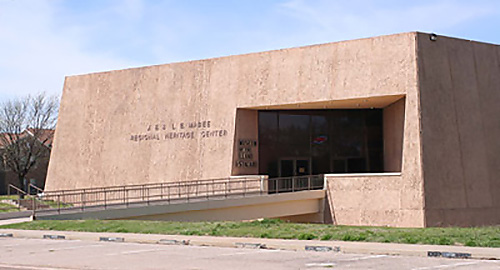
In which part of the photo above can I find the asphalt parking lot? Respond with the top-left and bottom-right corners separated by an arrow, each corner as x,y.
0,238 -> 498,270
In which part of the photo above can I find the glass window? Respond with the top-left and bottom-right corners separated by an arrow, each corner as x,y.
258,111 -> 278,146
311,115 -> 330,174
258,109 -> 383,176
278,113 -> 309,151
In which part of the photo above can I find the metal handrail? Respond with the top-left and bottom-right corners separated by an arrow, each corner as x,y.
43,177 -> 253,194
7,184 -> 26,196
268,175 -> 324,193
33,175 -> 325,215
7,184 -> 27,211
42,178 -> 256,197
28,183 -> 44,195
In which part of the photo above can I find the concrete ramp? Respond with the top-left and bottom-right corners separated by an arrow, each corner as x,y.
36,190 -> 326,222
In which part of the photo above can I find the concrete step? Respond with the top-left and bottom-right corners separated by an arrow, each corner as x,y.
7,199 -> 50,211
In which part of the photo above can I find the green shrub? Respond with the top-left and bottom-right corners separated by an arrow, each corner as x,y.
320,234 -> 333,240
341,233 -> 367,241
298,233 -> 317,240
183,230 -> 201,235
437,237 -> 453,245
259,219 -> 283,225
465,240 -> 478,247
403,236 -> 418,244
260,233 -> 271,238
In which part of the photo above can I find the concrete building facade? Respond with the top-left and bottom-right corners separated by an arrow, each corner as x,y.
45,32 -> 500,227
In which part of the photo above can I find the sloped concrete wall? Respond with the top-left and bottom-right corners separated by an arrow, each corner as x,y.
37,190 -> 325,222
326,174 -> 425,227
417,33 -> 500,226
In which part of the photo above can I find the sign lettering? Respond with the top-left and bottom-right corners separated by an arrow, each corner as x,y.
130,119 -> 228,142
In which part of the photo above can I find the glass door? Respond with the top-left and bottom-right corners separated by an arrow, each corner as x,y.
279,158 -> 310,177
278,158 -> 310,192
279,159 -> 295,177
295,159 -> 310,176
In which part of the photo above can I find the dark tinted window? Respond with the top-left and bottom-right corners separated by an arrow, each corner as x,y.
258,109 -> 383,175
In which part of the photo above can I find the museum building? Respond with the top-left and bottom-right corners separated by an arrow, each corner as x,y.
45,32 -> 500,227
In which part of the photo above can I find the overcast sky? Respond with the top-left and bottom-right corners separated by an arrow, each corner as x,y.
1,0 -> 499,102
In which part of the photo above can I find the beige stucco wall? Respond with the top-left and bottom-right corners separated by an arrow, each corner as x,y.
383,98 -> 405,172
417,33 -> 500,227
231,109 -> 259,176
326,174 -> 424,227
46,32 -> 420,193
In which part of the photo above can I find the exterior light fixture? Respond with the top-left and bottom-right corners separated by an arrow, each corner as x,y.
430,33 -> 437,41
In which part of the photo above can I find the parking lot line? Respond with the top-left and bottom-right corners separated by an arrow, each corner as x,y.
47,243 -> 105,251
336,254 -> 388,262
105,247 -> 168,256
0,263 -> 75,270
214,249 -> 281,257
411,261 -> 480,270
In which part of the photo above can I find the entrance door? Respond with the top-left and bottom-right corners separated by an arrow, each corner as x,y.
278,158 -> 310,192
279,158 -> 310,177
295,159 -> 310,176
280,159 -> 294,177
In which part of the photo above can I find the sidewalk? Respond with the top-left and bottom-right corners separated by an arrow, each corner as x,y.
0,217 -> 30,226
0,228 -> 498,260
0,210 -> 32,220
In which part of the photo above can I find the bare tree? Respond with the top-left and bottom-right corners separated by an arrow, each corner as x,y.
0,92 -> 59,193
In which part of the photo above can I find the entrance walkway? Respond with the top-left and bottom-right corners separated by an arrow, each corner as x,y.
33,175 -> 326,222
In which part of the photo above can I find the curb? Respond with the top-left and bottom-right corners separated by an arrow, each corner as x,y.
0,229 -> 498,260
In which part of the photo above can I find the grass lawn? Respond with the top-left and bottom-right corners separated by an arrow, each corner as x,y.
0,202 -> 19,212
1,219 -> 499,247
0,195 -> 21,212
0,195 -> 19,201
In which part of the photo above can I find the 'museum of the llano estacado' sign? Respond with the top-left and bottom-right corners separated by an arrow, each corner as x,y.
130,120 -> 228,142
46,32 -> 500,228
236,139 -> 257,168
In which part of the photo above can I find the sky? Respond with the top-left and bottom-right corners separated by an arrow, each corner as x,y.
1,0 -> 499,102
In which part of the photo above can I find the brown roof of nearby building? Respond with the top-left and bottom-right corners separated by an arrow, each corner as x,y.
0,129 -> 54,148
26,129 -> 55,147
